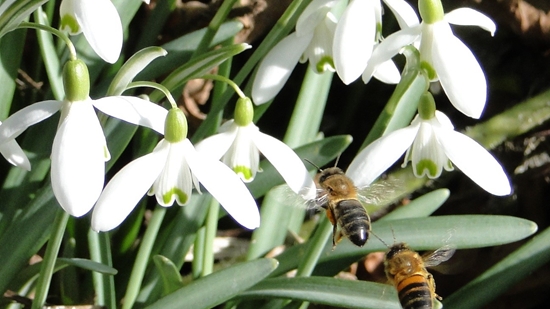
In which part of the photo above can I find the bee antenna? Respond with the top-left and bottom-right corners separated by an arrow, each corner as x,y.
304,158 -> 322,172
371,231 -> 390,249
334,153 -> 342,167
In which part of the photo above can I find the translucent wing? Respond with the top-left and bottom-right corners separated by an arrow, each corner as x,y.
269,184 -> 326,210
355,177 -> 402,205
422,244 -> 456,268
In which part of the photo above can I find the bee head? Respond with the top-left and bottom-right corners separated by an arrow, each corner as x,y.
386,242 -> 410,260
317,167 -> 345,184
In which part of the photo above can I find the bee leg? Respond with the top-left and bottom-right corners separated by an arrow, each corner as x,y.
332,224 -> 337,249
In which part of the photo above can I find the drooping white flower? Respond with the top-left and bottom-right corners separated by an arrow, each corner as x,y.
361,0 -> 496,118
0,59 -> 167,217
91,108 -> 261,231
347,94 -> 510,196
252,0 -> 339,104
59,0 -> 123,63
333,0 -> 418,85
195,97 -> 316,199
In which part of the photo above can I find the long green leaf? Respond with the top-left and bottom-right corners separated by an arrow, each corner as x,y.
443,225 -> 550,309
0,0 -> 48,38
271,215 -> 537,278
238,277 -> 400,309
145,258 -> 278,309
380,188 -> 450,221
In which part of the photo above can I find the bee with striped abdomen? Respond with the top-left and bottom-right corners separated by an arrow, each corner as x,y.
384,242 -> 455,309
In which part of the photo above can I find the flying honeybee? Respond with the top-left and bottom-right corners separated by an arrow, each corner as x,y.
384,242 -> 455,309
313,166 -> 372,247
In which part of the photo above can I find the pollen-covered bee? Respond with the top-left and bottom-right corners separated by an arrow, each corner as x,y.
384,242 -> 455,309
313,166 -> 372,247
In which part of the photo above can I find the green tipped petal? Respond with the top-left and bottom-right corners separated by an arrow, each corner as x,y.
63,59 -> 90,102
234,165 -> 253,182
234,97 -> 254,126
165,108 -> 188,142
162,188 -> 188,205
60,13 -> 79,34
415,159 -> 440,178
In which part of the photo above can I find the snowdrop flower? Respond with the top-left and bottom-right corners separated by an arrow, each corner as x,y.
92,107 -> 261,231
196,97 -> 316,199
0,59 -> 167,217
361,0 -> 496,119
252,0 -> 339,104
333,0 -> 418,85
347,92 -> 511,196
60,0 -> 123,63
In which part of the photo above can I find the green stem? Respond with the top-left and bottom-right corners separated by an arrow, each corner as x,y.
127,81 -> 178,108
192,0 -> 240,57
201,73 -> 245,99
202,199 -> 220,277
18,21 -> 76,60
122,206 -> 167,309
88,230 -> 116,309
193,227 -> 206,279
31,208 -> 69,309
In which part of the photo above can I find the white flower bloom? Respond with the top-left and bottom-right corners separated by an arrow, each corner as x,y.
347,111 -> 511,196
60,0 -> 123,63
333,0 -> 417,85
362,6 -> 496,118
195,120 -> 317,199
0,95 -> 166,217
91,111 -> 261,232
252,0 -> 338,104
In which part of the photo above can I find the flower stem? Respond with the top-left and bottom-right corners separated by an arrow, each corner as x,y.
191,0 -> 240,57
122,205 -> 167,309
127,81 -> 178,108
201,73 -> 246,99
88,229 -> 116,309
18,21 -> 76,60
31,208 -> 69,309
202,199 -> 220,277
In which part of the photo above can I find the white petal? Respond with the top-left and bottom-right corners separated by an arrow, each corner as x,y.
194,121 -> 237,160
74,0 -> 122,63
185,139 -> 260,229
444,8 -> 496,36
92,143 -> 168,231
296,0 -> 337,36
333,0 -> 377,84
0,138 -> 31,171
221,125 -> 260,182
252,131 -> 316,195
383,0 -> 420,28
371,58 -> 401,84
152,140 -> 196,206
435,128 -> 511,196
252,32 -> 313,104
51,101 -> 106,217
361,26 -> 420,83
93,96 -> 168,134
431,22 -> 487,119
347,124 -> 419,187
303,13 -> 337,73
0,100 -> 62,143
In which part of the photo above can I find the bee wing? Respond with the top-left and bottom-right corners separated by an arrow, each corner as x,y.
356,177 -> 401,205
422,244 -> 456,268
269,184 -> 326,210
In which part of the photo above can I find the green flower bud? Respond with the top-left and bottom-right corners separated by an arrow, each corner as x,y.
63,59 -> 90,102
234,97 -> 254,126
418,92 -> 436,120
419,0 -> 444,24
165,108 -> 188,143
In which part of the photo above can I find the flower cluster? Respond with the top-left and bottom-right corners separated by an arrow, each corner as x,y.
0,0 -> 511,235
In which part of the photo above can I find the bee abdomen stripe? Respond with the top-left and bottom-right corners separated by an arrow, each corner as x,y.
397,276 -> 432,309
